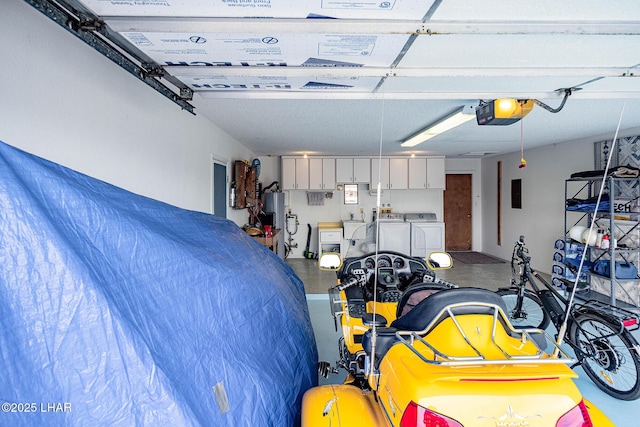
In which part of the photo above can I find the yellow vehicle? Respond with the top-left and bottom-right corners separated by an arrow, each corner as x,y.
302,226 -> 613,426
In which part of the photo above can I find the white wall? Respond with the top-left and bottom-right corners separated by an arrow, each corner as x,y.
284,185 -> 444,257
481,139 -> 596,273
0,0 -> 253,226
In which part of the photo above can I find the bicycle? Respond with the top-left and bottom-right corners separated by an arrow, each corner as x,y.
497,235 -> 640,400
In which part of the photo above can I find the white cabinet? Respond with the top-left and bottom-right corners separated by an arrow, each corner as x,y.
282,157 -> 309,190
408,158 -> 427,189
318,227 -> 343,256
426,158 -> 445,189
288,156 -> 441,191
371,158 -> 389,189
371,158 -> 408,189
336,158 -> 370,183
335,158 -> 352,183
353,158 -> 370,183
296,158 -> 310,190
309,158 -> 336,190
408,157 -> 445,189
309,158 -> 321,189
282,158 -> 296,190
323,158 -> 336,190
390,158 -> 408,189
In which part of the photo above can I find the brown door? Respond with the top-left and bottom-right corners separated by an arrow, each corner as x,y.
444,174 -> 472,251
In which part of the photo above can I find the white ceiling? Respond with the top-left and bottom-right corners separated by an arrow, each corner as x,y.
68,0 -> 640,157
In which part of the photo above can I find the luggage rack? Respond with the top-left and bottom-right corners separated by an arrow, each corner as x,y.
574,299 -> 640,331
395,302 -> 575,366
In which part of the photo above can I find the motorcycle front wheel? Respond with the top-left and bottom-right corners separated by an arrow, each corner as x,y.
497,288 -> 550,330
569,312 -> 640,400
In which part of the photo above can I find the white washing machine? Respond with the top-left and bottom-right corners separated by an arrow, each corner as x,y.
405,213 -> 445,257
377,213 -> 411,254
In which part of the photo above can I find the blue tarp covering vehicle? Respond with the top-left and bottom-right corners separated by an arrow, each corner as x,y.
0,140 -> 317,426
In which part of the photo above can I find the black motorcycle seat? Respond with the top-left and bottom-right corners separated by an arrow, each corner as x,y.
395,283 -> 451,318
390,287 -> 508,332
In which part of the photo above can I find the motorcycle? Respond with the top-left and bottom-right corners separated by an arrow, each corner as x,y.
301,224 -> 613,426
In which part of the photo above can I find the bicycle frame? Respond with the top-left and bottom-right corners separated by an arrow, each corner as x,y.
509,238 -> 639,361
512,243 -> 572,329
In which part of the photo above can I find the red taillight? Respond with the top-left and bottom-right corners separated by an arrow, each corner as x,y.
623,317 -> 638,328
556,400 -> 593,427
400,401 -> 463,427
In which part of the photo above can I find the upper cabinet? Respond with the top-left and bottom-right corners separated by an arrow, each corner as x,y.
370,158 -> 389,189
353,158 -> 370,183
283,156 -> 443,190
283,157 -> 335,190
309,158 -> 336,190
336,158 -> 370,183
426,158 -> 446,189
390,158 -> 409,189
323,158 -> 337,190
282,157 -> 309,190
408,157 -> 445,189
408,158 -> 427,189
371,158 -> 408,190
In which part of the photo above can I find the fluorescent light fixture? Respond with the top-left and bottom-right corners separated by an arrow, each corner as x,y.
401,105 -> 475,147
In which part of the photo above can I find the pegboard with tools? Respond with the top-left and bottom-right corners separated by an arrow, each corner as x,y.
231,160 -> 257,209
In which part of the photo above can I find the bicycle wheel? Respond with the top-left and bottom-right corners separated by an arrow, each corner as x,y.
497,288 -> 550,329
569,312 -> 640,400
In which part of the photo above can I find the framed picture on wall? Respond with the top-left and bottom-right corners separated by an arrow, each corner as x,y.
344,184 -> 358,205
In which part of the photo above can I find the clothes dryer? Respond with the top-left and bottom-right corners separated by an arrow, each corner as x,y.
405,213 -> 445,257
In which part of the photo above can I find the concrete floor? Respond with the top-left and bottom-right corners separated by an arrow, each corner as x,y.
287,256 -> 640,426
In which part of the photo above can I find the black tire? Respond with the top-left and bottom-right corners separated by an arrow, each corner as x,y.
497,288 -> 550,330
569,313 -> 640,400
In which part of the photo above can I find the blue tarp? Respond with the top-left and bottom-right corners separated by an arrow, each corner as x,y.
0,141 -> 317,426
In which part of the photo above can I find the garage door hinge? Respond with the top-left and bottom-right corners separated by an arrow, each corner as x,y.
141,64 -> 166,79
78,17 -> 102,32
180,88 -> 194,101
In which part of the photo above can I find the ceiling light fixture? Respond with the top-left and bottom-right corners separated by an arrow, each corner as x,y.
401,105 -> 475,148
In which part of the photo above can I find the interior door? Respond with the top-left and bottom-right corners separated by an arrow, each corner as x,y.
444,174 -> 472,250
212,161 -> 227,218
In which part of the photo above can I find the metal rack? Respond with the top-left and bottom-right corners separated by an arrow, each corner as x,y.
564,177 -> 640,310
395,302 -> 574,366
573,299 -> 640,332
